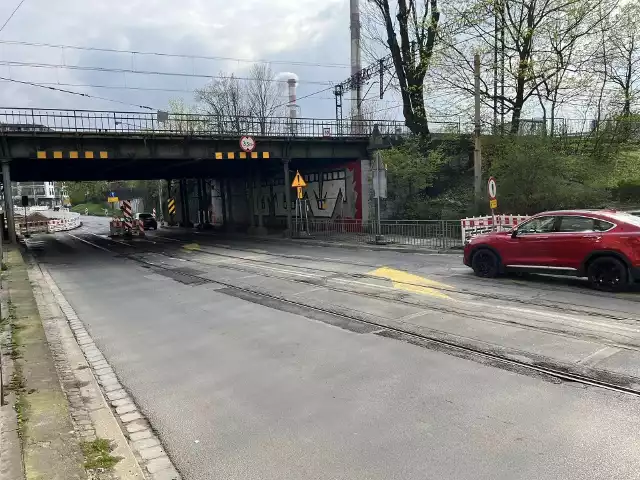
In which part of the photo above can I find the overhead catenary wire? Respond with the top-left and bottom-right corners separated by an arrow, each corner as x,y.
0,76 -> 157,110
0,79 -> 364,100
0,0 -> 27,34
0,60 -> 340,86
0,39 -> 351,69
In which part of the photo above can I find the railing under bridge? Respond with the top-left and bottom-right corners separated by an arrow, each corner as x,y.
0,108 -> 414,138
295,219 -> 463,250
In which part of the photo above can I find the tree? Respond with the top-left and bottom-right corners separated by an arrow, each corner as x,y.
381,137 -> 446,217
196,74 -> 248,134
194,65 -> 283,135
245,64 -> 281,134
605,3 -> 640,117
164,98 -> 203,134
438,0 -> 615,134
367,0 -> 441,136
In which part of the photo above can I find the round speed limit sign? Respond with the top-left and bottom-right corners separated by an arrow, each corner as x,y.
488,177 -> 497,200
239,136 -> 256,152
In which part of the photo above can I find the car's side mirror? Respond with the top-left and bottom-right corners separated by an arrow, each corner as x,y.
511,229 -> 519,238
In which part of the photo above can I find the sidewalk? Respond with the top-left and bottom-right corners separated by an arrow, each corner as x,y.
0,245 -> 145,480
163,225 -> 464,254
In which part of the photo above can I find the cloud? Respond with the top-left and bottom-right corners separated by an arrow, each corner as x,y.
0,0 -> 352,117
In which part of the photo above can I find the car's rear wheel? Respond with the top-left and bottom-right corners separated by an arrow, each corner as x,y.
471,249 -> 499,278
587,257 -> 628,291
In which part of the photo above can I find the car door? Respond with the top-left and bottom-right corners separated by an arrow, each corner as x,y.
501,215 -> 558,266
544,216 -> 612,270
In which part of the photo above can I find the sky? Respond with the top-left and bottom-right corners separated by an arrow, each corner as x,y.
0,0 -> 386,120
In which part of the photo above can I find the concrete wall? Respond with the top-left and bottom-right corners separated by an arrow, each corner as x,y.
246,160 -> 366,223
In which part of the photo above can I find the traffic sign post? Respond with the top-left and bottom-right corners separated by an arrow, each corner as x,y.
487,177 -> 498,230
291,171 -> 309,235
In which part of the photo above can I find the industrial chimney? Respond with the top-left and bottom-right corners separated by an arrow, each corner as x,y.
287,78 -> 297,120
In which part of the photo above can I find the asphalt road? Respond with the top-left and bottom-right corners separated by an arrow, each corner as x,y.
26,216 -> 640,480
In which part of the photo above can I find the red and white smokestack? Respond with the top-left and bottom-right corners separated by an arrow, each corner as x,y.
287,78 -> 297,120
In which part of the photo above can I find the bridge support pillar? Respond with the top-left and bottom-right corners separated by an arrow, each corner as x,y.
196,179 -> 206,228
219,179 -> 227,227
248,169 -> 267,236
283,159 -> 292,237
247,175 -> 256,232
179,179 -> 192,228
2,160 -> 16,244
225,179 -> 235,231
255,169 -> 266,234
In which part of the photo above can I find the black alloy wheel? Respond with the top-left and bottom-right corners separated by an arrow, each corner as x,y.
587,257 -> 628,292
471,249 -> 499,278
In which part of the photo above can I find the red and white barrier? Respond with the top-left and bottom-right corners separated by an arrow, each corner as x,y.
461,214 -> 530,242
15,211 -> 81,235
110,219 -> 145,237
46,214 -> 81,232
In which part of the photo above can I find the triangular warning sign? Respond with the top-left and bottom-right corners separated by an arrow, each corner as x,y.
291,170 -> 307,188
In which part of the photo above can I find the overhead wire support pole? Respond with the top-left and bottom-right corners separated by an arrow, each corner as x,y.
474,53 -> 483,209
333,54 -> 394,123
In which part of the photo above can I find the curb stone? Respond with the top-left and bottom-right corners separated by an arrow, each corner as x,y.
40,266 -> 182,480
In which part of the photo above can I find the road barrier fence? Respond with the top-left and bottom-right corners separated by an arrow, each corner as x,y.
295,219 -> 463,250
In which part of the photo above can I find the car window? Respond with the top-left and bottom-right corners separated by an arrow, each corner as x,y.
593,219 -> 615,232
517,216 -> 557,234
558,216 -> 595,232
139,214 -> 152,219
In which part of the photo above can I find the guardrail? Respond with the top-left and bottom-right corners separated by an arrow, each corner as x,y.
296,219 -> 463,250
0,108 -> 412,138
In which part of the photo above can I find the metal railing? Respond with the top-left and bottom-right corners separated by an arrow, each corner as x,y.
296,219 -> 463,250
0,108 -> 410,138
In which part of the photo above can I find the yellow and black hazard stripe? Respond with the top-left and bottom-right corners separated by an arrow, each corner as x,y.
167,198 -> 176,215
35,151 -> 270,160
214,152 -> 270,160
36,150 -> 108,159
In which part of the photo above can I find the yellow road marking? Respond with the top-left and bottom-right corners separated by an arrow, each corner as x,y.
368,267 -> 453,299
183,243 -> 200,251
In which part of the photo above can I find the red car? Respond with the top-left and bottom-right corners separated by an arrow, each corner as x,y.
464,210 -> 640,290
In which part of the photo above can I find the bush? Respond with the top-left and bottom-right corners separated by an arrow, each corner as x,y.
71,203 -> 113,216
485,136 -> 612,214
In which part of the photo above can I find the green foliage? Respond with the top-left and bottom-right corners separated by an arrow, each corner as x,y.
381,137 -> 447,218
71,203 -> 112,216
65,181 -> 110,205
82,438 -> 122,471
485,136 -> 614,214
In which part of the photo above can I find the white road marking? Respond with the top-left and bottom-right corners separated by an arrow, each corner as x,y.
287,287 -> 326,297
461,299 -> 640,334
87,232 -> 133,247
577,346 -> 622,366
397,310 -> 431,322
237,262 -> 322,279
66,233 -> 113,253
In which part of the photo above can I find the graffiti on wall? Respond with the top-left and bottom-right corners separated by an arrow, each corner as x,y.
254,161 -> 362,220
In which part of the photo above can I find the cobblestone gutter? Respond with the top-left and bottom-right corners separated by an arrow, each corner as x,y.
2,247 -> 86,480
1,246 -> 150,480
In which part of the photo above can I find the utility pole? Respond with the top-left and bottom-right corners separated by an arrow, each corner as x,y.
493,4 -> 498,135
350,0 -> 362,123
157,180 -> 163,222
474,53 -> 483,206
